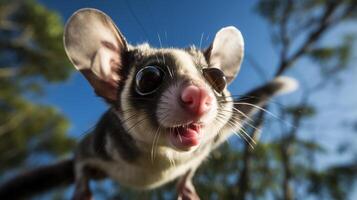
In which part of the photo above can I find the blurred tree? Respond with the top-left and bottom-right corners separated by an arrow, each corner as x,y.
0,0 -> 74,176
208,0 -> 357,200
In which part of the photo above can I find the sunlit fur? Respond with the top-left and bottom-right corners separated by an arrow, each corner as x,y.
84,44 -> 233,189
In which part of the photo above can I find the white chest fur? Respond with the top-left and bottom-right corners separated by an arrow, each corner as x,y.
83,145 -> 210,190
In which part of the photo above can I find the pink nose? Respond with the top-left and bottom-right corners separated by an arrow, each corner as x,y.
181,85 -> 212,116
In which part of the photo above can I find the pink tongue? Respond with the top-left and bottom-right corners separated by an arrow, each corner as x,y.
170,123 -> 202,149
178,124 -> 200,138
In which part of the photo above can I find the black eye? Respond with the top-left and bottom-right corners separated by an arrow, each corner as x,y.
202,68 -> 227,94
135,66 -> 165,95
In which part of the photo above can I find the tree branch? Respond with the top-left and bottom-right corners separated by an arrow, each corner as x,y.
280,107 -> 303,200
279,0 -> 293,62
275,1 -> 339,76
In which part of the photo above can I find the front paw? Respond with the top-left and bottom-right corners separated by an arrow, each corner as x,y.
177,187 -> 200,200
177,181 -> 200,200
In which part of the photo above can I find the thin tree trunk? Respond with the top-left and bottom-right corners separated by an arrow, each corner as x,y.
236,111 -> 265,200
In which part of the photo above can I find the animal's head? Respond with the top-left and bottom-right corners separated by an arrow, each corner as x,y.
64,8 -> 244,152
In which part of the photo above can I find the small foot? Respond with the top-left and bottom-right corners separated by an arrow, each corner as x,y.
177,179 -> 200,200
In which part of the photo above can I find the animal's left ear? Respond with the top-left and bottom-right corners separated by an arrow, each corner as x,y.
205,26 -> 244,84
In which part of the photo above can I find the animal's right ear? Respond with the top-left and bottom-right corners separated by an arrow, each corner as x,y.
64,8 -> 128,102
204,26 -> 244,84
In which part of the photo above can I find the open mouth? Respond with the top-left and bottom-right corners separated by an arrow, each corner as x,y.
169,123 -> 202,150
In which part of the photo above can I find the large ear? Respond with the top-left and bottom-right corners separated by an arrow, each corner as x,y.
205,26 -> 244,84
64,8 -> 128,102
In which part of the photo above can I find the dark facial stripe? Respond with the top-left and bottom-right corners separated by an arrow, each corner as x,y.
113,50 -> 136,108
126,52 -> 181,127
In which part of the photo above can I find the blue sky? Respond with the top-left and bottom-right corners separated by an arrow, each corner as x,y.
37,0 -> 357,198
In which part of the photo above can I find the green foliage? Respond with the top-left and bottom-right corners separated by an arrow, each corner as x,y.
307,162 -> 357,200
0,0 -> 72,82
0,96 -> 74,172
0,0 -> 74,176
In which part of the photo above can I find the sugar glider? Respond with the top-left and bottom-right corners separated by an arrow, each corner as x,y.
0,8 -> 297,200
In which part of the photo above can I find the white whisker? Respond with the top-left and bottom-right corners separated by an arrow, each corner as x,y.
226,119 -> 255,149
218,108 -> 262,134
157,33 -> 166,65
231,102 -> 293,128
199,32 -> 204,49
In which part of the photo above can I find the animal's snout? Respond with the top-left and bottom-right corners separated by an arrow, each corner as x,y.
180,85 -> 212,117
